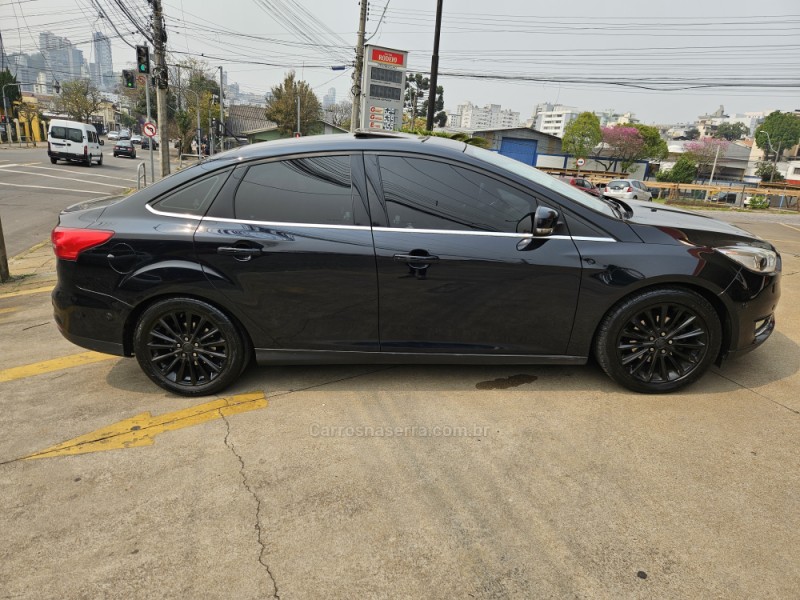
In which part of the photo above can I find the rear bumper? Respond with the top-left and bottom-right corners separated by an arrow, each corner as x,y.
52,283 -> 130,357
48,150 -> 87,161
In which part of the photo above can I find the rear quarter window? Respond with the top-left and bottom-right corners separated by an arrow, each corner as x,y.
151,172 -> 229,216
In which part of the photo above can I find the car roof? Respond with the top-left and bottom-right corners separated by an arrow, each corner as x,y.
206,132 -> 469,164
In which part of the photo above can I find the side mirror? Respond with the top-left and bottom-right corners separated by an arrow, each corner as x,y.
533,206 -> 559,237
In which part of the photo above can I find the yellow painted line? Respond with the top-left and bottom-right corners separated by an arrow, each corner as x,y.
24,392 -> 268,459
0,285 -> 54,299
0,307 -> 18,315
780,222 -> 800,233
0,351 -> 115,383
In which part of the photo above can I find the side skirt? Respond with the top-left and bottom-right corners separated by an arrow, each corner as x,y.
254,349 -> 587,366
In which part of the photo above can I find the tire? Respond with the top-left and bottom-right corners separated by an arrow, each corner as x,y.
632,195 -> 638,200
113,153 -> 118,157
594,287 -> 721,393
50,157 -> 58,164
98,154 -> 103,166
86,154 -> 92,167
133,298 -> 249,396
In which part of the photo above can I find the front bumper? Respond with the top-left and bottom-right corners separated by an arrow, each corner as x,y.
721,265 -> 781,360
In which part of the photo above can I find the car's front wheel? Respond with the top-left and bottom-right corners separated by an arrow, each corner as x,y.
133,298 -> 249,396
595,287 -> 721,393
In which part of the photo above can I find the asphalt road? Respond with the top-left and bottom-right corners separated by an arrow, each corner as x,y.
0,145 -> 143,257
0,166 -> 799,598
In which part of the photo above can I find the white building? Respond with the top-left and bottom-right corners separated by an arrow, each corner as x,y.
594,109 -> 638,128
529,103 -> 580,138
322,87 -> 336,109
451,102 -> 520,130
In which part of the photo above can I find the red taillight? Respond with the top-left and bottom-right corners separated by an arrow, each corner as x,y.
51,227 -> 114,261
626,186 -> 632,193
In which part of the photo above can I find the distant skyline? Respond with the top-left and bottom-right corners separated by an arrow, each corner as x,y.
2,0 -> 798,124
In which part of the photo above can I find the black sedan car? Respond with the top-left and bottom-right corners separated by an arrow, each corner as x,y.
113,140 -> 136,158
51,133 -> 781,396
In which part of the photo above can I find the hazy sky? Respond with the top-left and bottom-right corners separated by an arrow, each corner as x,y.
3,0 -> 799,124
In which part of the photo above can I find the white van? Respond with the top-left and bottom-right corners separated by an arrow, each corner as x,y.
47,119 -> 104,167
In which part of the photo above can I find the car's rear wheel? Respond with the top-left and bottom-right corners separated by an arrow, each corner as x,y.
98,154 -> 103,166
50,157 -> 57,164
595,287 -> 721,393
133,298 -> 249,396
86,154 -> 92,167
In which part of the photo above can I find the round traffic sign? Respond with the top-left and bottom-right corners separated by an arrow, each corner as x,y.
143,122 -> 157,137
576,158 -> 586,167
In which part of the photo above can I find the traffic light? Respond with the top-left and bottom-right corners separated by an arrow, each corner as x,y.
122,70 -> 136,89
136,45 -> 150,74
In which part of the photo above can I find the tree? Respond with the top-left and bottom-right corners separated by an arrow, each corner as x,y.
265,71 -> 322,137
405,73 -> 429,125
656,155 -> 697,183
55,79 -> 103,122
713,121 -> 748,141
755,111 -> 800,159
631,123 -> 668,161
0,68 -> 21,111
325,100 -> 352,128
404,73 -> 446,127
685,128 -> 700,140
598,126 -> 645,173
755,161 -> 784,183
684,138 -> 728,180
562,112 -> 602,159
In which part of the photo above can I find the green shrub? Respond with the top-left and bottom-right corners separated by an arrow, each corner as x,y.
748,195 -> 770,209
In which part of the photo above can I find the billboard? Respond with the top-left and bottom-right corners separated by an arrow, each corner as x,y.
360,45 -> 408,131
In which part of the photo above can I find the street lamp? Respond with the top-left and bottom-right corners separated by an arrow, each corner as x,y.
184,89 -> 202,159
758,130 -> 781,183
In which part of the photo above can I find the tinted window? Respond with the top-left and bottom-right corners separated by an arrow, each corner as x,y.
234,155 -> 353,225
152,173 -> 227,216
51,126 -> 83,143
378,155 -> 534,232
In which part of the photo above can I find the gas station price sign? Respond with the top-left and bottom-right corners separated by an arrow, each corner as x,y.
361,45 -> 408,131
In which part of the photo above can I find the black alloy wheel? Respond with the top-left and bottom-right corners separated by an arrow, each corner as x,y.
595,288 -> 721,393
133,298 -> 248,396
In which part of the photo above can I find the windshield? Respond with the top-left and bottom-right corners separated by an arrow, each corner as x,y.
465,145 -> 616,217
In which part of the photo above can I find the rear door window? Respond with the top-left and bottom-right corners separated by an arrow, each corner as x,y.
51,126 -> 84,143
233,155 -> 354,225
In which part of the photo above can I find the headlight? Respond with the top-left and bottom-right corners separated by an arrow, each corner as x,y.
716,246 -> 778,273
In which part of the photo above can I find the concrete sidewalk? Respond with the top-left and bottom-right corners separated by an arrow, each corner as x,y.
0,241 -> 56,299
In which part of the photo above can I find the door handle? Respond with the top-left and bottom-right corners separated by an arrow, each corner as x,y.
217,246 -> 263,259
393,253 -> 439,263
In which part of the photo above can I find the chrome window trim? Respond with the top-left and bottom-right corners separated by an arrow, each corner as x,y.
146,203 -> 203,221
193,216 -> 617,242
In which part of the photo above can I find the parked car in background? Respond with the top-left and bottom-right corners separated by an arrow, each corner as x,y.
118,129 -> 131,140
113,140 -> 137,159
141,136 -> 159,150
107,131 -> 120,141
51,133 -> 781,397
130,134 -> 143,145
558,175 -> 602,197
604,179 -> 653,202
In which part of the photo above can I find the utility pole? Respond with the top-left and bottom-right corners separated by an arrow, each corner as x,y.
151,0 -> 170,178
426,0 -> 444,132
349,0 -> 368,132
296,95 -> 301,135
145,74 -> 154,181
219,66 -> 224,150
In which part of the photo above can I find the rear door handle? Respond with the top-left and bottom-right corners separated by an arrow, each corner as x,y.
393,253 -> 439,263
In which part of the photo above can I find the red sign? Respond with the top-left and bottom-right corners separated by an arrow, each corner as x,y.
143,122 -> 157,137
371,48 -> 405,67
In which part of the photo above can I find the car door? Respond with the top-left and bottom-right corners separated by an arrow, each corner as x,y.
193,153 -> 380,353
366,152 -> 583,356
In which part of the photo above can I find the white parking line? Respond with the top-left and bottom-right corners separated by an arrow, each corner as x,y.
0,181 -> 107,194
25,164 -> 137,182
0,167 -> 127,189
781,223 -> 800,233
0,164 -> 22,169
